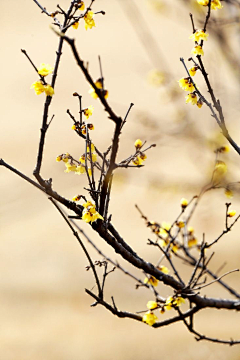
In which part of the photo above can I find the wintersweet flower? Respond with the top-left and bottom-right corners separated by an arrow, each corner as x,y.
218,145 -> 230,153
147,301 -> 158,310
173,296 -> 185,307
72,195 -> 81,202
64,162 -> 77,173
37,63 -> 53,77
188,227 -> 194,235
177,221 -> 185,228
82,201 -> 104,224
189,66 -> 198,77
197,0 -> 223,9
84,105 -> 94,119
186,93 -> 197,105
134,139 -> 143,149
78,1 -> 85,10
181,198 -> 188,209
84,11 -> 95,30
144,276 -> 159,287
142,311 -> 158,326
191,45 -> 204,56
139,153 -> 147,161
44,84 -> 54,96
227,210 -> 236,218
178,78 -> 195,92
72,21 -> 79,29
158,265 -> 169,274
188,238 -> 198,248
189,30 -> 209,42
89,79 -> 109,99
56,155 -> 62,162
79,155 -> 85,164
165,296 -> 174,310
132,157 -> 144,166
75,165 -> 86,175
31,81 -> 45,95
197,98 -> 203,108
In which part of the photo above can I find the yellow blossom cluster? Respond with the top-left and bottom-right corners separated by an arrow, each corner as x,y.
186,93 -> 203,108
89,79 -> 109,99
84,10 -> 95,30
187,226 -> 198,248
197,0 -> 223,10
31,63 -> 54,97
132,139 -> 147,166
144,276 -> 159,287
72,122 -> 94,135
56,151 -> 93,176
81,201 -> 104,223
142,295 -> 185,326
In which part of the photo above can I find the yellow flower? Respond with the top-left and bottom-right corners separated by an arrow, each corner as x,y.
84,11 -> 95,30
72,124 -> 77,130
218,145 -> 230,153
181,198 -> 188,209
62,153 -> 70,163
31,81 -> 45,95
79,155 -> 85,164
142,311 -> 158,326
160,222 -> 171,236
83,201 -> 95,208
139,153 -> 147,161
78,1 -> 85,10
186,93 -> 197,105
147,301 -> 158,310
56,155 -> 62,162
144,276 -> 159,287
82,209 -> 104,223
90,153 -> 97,162
72,195 -> 81,202
227,210 -> 236,218
134,139 -> 143,149
198,0 -> 223,9
72,21 -> 79,30
75,165 -> 86,175
84,105 -> 94,119
158,265 -> 169,274
132,157 -> 144,166
189,66 -> 198,77
177,221 -> 185,228
189,30 -> 209,42
64,162 -> 77,173
88,168 -> 92,176
188,238 -> 198,248
191,45 -> 204,56
165,296 -> 174,310
188,226 -> 194,235
178,78 -> 195,92
197,98 -> 203,108
44,84 -> 54,96
173,296 -> 185,307
171,243 -> 179,253
88,124 -> 94,131
37,63 -> 53,77
86,144 -> 95,153
225,189 -> 233,199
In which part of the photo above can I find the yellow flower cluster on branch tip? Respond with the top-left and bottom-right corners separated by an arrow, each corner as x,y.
181,198 -> 188,209
84,10 -> 95,30
227,210 -> 236,218
132,156 -> 143,166
82,201 -> 104,224
37,63 -> 53,77
147,301 -> 158,310
72,21 -> 79,29
189,29 -> 209,43
84,105 -> 94,119
188,238 -> 198,248
142,311 -> 158,326
56,155 -> 62,162
134,139 -> 143,149
177,221 -> 185,228
197,0 -> 223,9
75,165 -> 86,175
64,162 -> 77,173
191,45 -> 204,56
144,276 -> 159,287
31,81 -> 54,96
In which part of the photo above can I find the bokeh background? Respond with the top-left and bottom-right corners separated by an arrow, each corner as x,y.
1,0 -> 240,359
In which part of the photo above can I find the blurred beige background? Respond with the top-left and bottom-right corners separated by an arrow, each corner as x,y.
1,0 -> 240,359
